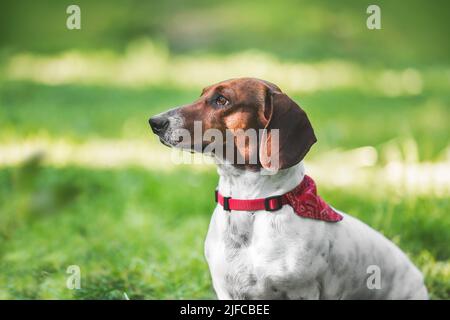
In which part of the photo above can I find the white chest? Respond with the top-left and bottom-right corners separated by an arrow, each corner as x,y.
204,205 -> 329,299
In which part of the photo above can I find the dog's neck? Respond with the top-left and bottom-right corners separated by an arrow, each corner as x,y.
216,162 -> 305,199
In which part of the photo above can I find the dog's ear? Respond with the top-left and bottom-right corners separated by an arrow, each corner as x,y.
259,90 -> 317,170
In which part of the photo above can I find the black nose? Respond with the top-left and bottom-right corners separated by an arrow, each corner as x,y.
149,116 -> 169,134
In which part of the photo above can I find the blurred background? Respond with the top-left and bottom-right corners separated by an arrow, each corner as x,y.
0,0 -> 448,299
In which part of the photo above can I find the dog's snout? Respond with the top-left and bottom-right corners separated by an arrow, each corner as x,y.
149,116 -> 169,134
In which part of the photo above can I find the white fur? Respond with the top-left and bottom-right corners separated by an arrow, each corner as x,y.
204,162 -> 428,300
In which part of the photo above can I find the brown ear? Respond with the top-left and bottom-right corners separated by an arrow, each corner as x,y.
259,92 -> 317,170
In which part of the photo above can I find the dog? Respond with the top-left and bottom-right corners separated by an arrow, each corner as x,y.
149,77 -> 428,300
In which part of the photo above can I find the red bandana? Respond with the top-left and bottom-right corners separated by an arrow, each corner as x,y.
283,175 -> 343,222
215,175 -> 343,222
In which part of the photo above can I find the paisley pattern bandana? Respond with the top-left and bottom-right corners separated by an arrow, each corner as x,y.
284,175 -> 343,222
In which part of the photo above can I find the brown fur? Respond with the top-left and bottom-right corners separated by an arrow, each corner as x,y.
155,77 -> 317,170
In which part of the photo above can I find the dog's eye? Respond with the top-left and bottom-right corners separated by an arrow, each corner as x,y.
215,95 -> 229,106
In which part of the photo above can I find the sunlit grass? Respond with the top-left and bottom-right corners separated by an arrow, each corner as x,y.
3,40 -> 449,96
0,75 -> 448,300
1,136 -> 449,197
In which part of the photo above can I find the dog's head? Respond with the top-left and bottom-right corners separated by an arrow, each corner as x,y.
149,77 -> 316,171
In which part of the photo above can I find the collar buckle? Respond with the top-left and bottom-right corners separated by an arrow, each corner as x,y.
223,196 -> 231,211
264,195 -> 283,211
215,190 -> 231,211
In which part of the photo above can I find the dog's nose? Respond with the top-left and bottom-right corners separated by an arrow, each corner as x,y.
149,116 -> 169,134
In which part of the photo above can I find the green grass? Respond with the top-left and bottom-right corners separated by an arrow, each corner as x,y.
0,82 -> 449,299
0,0 -> 449,299
1,82 -> 449,160
0,164 -> 217,299
1,0 -> 449,66
0,164 -> 448,299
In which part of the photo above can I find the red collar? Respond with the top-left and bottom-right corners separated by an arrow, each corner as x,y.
215,175 -> 343,222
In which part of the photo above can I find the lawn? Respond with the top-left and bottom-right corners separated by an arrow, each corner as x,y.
0,82 -> 448,299
0,0 -> 449,300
